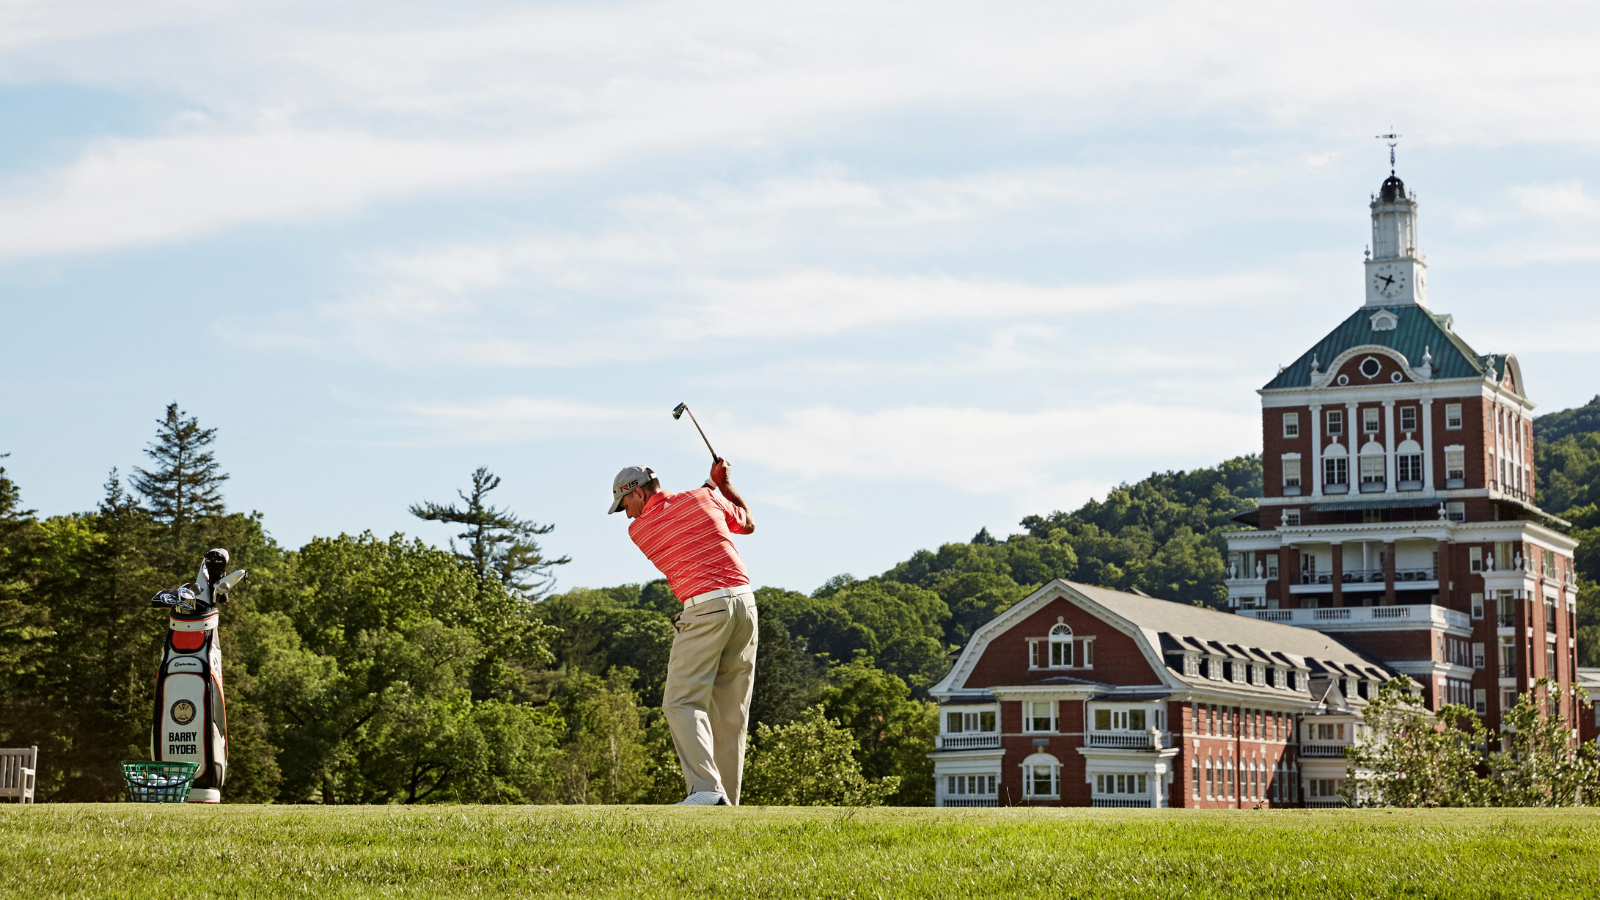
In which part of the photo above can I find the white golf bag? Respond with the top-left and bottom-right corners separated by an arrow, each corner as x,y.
149,549 -> 245,803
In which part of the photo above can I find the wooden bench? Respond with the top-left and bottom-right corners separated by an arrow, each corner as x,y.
0,747 -> 37,803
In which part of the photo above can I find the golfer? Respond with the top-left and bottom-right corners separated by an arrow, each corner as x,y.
610,458 -> 756,806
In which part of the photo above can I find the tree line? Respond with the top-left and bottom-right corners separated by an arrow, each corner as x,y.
2,395 -> 1596,804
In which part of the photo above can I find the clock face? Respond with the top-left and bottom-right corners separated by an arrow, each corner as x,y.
1371,265 -> 1408,300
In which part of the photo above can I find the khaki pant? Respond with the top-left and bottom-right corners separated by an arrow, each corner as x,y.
662,591 -> 758,804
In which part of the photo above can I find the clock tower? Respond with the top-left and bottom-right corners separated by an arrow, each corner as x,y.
1364,174 -> 1428,308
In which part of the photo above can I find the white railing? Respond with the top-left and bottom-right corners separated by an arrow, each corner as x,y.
1092,798 -> 1153,808
941,797 -> 998,808
1086,731 -> 1167,750
938,733 -> 1001,750
1239,604 -> 1470,632
1298,743 -> 1349,758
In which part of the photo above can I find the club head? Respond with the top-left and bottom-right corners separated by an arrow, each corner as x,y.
672,403 -> 688,420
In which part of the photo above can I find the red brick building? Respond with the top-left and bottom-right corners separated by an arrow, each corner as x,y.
927,170 -> 1584,808
1223,170 -> 1580,733
928,580 -> 1389,808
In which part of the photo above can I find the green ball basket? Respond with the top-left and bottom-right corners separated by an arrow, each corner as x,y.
121,761 -> 200,803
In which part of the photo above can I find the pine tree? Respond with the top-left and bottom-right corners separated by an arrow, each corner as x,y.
411,467 -> 570,598
0,454 -> 47,675
131,403 -> 228,554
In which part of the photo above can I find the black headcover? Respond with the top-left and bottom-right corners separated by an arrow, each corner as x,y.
203,549 -> 230,586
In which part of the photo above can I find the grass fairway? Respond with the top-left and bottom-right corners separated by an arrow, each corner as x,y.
2,805 -> 1597,899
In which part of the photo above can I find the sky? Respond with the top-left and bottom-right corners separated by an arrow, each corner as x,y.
3,1 -> 1600,595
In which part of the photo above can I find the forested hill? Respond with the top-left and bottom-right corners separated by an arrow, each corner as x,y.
870,455 -> 1262,647
1534,394 -> 1600,445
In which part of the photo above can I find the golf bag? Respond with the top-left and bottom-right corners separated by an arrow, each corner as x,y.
149,549 -> 246,803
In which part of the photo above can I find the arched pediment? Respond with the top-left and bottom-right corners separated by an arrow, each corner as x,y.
1312,344 -> 1428,389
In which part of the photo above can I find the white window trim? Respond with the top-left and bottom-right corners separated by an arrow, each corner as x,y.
1021,700 -> 1059,734
941,705 -> 1000,736
1020,753 -> 1061,800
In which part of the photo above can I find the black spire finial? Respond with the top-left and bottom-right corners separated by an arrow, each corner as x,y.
1375,132 -> 1401,174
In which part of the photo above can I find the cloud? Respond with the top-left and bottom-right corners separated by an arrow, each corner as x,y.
387,393 -> 1260,514
383,395 -> 646,445
6,2 -> 1600,261
0,122 -> 556,260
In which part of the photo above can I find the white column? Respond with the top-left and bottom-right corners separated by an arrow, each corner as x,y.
1310,404 -> 1323,497
1346,401 -> 1359,490
1383,400 -> 1397,494
1421,398 -> 1435,492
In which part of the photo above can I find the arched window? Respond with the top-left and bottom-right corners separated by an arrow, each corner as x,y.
1049,623 -> 1073,667
1205,757 -> 1214,799
1020,753 -> 1059,799
1226,759 -> 1235,797
1396,438 -> 1423,488
1192,757 -> 1200,798
1359,440 -> 1386,488
1323,441 -> 1349,488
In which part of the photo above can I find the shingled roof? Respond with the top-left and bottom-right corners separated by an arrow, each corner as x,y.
1067,582 -> 1392,681
1263,305 -> 1498,391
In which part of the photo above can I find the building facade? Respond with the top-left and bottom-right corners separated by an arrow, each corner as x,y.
928,580 -> 1391,808
926,171 -> 1586,808
1223,170 -> 1581,731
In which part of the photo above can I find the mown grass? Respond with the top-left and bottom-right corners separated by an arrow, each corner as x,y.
1,805 -> 1596,899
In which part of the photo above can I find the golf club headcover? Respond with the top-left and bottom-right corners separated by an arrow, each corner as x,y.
194,548 -> 246,606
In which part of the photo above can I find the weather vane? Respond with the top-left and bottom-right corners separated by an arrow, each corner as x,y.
1375,132 -> 1401,174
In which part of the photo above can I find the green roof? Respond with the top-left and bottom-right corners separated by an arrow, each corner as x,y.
1264,305 -> 1496,391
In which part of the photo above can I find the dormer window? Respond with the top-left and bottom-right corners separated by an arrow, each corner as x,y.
1369,310 -> 1398,331
1184,654 -> 1200,677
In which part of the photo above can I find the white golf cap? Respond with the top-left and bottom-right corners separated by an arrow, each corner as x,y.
609,465 -> 656,514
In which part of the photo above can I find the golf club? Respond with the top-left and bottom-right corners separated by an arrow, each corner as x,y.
672,402 -> 719,461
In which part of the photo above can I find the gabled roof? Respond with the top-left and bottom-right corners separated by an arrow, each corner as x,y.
1264,305 -> 1497,391
932,580 -> 1397,700
1067,582 -> 1389,675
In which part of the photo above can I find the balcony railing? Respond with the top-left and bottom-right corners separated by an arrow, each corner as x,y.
938,733 -> 1001,751
1239,604 -> 1470,632
1490,481 -> 1533,503
1496,613 -> 1515,627
1498,662 -> 1516,678
941,797 -> 998,808
1301,568 -> 1437,586
1086,731 -> 1167,750
1298,743 -> 1349,758
1092,798 -> 1153,808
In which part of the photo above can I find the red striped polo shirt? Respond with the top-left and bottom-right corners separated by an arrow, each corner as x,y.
628,487 -> 752,602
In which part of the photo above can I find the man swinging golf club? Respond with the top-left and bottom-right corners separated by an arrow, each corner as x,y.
610,404 -> 755,806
